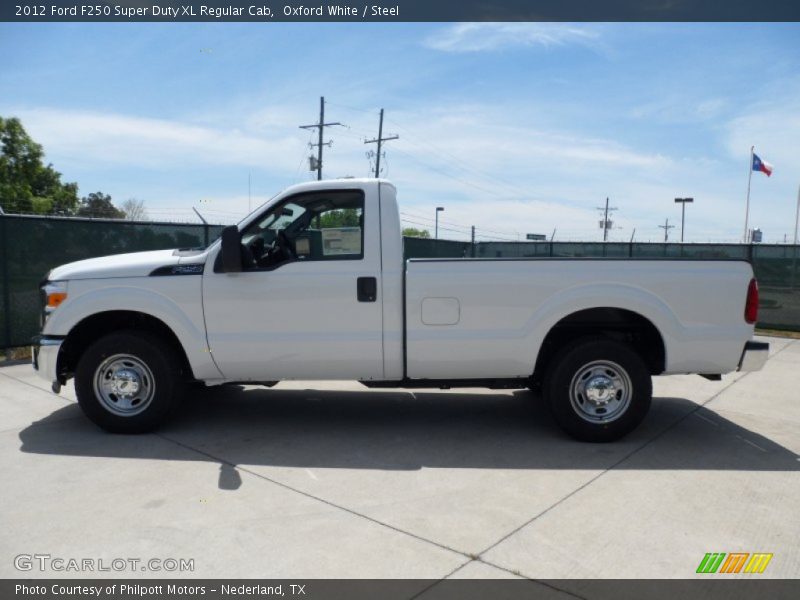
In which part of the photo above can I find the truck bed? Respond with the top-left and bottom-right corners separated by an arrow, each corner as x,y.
404,258 -> 754,379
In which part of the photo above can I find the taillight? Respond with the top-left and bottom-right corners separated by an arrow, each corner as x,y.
744,278 -> 759,324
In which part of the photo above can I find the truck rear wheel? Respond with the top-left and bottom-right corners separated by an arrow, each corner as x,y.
544,338 -> 651,442
75,331 -> 184,433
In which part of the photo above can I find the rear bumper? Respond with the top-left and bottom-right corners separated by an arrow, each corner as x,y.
738,341 -> 769,372
31,335 -> 63,384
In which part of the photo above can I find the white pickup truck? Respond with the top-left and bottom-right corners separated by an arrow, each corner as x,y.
33,179 -> 768,441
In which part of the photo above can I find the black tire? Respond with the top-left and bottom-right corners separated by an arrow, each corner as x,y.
543,338 -> 652,442
75,330 -> 184,433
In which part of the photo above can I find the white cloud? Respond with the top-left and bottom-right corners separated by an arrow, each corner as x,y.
5,107 -> 304,171
722,85 -> 800,241
630,96 -> 730,123
9,97 -> 794,243
423,23 -> 600,53
356,105 -> 681,242
385,104 -> 672,184
726,95 -> 800,177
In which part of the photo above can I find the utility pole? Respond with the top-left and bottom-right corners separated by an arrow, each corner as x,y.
596,197 -> 617,242
794,184 -> 800,246
793,184 -> 799,291
658,218 -> 675,242
674,197 -> 694,243
471,225 -> 476,258
299,96 -> 342,180
364,108 -> 399,178
435,207 -> 444,240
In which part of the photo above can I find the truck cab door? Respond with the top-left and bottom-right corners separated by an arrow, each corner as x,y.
202,187 -> 384,381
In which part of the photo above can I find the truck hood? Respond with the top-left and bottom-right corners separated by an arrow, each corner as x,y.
48,249 -> 206,281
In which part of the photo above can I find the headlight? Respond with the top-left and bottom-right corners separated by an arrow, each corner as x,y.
42,281 -> 68,322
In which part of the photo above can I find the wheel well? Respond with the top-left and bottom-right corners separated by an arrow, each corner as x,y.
57,311 -> 195,382
532,308 -> 666,385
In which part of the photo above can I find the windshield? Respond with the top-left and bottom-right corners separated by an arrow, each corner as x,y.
255,202 -> 306,231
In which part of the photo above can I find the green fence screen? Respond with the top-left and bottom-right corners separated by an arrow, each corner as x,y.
0,215 -> 225,349
1,215 -> 799,349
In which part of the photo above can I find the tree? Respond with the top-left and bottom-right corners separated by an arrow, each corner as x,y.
121,198 -> 148,221
318,208 -> 360,228
402,227 -> 430,238
77,192 -> 126,219
0,116 -> 79,214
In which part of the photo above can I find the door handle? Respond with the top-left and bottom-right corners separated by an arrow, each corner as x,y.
357,277 -> 377,302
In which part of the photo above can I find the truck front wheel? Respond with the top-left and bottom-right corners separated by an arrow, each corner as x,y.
75,331 -> 184,433
544,338 -> 652,442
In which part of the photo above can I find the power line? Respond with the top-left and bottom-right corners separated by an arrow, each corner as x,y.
293,129 -> 315,182
393,134 -> 534,200
385,116 -> 555,203
400,217 -> 469,237
389,146 -> 503,197
319,100 -> 572,207
325,100 -> 378,115
401,209 -> 522,239
400,211 -> 471,232
400,212 -> 521,242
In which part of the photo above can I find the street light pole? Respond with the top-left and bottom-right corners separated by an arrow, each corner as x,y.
435,206 -> 444,239
674,197 -> 694,243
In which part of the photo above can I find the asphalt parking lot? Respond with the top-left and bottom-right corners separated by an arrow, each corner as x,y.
0,335 -> 798,581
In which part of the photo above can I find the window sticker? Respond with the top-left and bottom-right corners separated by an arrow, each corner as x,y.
321,227 -> 361,256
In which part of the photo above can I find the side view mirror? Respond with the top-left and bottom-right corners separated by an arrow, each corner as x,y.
220,225 -> 242,273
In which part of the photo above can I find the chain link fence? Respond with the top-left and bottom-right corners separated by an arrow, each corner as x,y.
2,216 -> 799,349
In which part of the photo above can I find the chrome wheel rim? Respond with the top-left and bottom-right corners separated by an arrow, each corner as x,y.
93,354 -> 155,417
569,360 -> 632,423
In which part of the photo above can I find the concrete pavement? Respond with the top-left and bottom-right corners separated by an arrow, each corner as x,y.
0,336 -> 798,580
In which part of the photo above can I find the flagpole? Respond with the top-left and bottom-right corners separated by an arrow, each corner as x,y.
743,145 -> 754,243
793,184 -> 799,292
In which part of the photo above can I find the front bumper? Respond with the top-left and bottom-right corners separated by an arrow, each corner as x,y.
738,341 -> 769,372
31,335 -> 63,384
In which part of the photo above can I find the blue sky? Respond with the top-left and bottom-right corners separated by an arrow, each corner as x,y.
1,22 -> 799,242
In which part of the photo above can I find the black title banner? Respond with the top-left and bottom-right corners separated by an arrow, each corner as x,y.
4,580 -> 800,600
3,0 -> 800,22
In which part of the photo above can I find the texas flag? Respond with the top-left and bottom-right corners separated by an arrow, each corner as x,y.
752,153 -> 774,177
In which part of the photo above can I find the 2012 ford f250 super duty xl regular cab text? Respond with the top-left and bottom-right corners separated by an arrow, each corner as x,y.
33,179 -> 769,441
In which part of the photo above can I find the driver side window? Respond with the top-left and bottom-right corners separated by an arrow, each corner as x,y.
239,190 -> 365,270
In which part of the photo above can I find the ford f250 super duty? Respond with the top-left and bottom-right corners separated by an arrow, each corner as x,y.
32,179 -> 769,441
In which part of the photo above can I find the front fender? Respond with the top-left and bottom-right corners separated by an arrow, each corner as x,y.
44,278 -> 223,380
